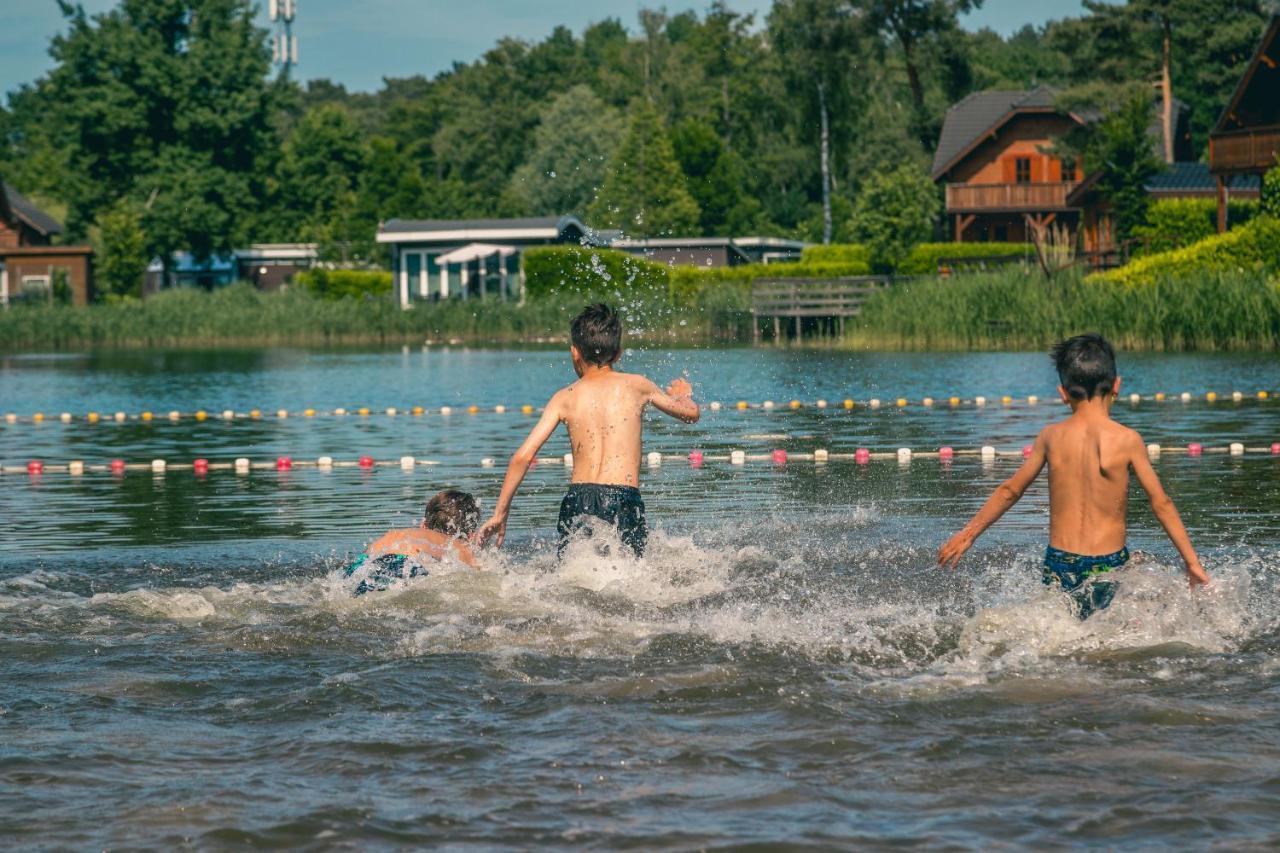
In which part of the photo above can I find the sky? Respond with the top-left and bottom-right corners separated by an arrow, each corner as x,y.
0,0 -> 1087,97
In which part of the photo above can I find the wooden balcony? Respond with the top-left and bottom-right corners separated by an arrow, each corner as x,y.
945,181 -> 1080,213
1210,125 -> 1280,174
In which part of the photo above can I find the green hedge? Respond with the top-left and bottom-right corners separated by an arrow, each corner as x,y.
854,267 -> 1280,350
1132,197 -> 1259,255
295,268 -> 393,300
1092,216 -> 1280,287
803,242 -> 1032,274
800,244 -> 872,265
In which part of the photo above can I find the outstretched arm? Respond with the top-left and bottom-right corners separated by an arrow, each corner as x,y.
473,395 -> 563,548
647,377 -> 699,423
1129,435 -> 1209,587
938,431 -> 1048,569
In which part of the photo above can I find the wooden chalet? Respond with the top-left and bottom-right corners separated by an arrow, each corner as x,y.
931,87 -> 1087,243
1209,14 -> 1280,232
0,181 -> 94,306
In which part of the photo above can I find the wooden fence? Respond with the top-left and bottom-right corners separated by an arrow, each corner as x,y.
750,276 -> 891,341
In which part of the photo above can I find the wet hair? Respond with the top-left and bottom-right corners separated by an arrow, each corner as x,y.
1050,333 -> 1118,401
570,303 -> 622,366
424,490 -> 479,537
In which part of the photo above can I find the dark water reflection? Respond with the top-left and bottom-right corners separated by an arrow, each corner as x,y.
1,347 -> 1278,847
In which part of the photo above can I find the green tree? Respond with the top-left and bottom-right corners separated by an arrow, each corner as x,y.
276,105 -> 365,238
510,86 -> 625,216
96,197 -> 147,299
38,0 -> 278,255
849,164 -> 940,271
1263,157 -> 1280,220
589,98 -> 700,236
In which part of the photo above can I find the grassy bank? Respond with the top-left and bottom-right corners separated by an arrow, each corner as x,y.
852,268 -> 1280,351
0,283 -> 749,350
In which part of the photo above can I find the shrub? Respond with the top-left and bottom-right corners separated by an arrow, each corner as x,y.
801,244 -> 871,265
1263,157 -> 1280,219
295,268 -> 392,300
1092,216 -> 1280,287
849,164 -> 940,272
897,242 -> 1034,276
521,246 -> 669,300
1132,197 -> 1259,254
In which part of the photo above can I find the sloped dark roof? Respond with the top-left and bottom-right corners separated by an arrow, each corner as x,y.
931,86 -> 1067,180
1213,15 -> 1280,135
1146,162 -> 1260,192
2,182 -> 63,236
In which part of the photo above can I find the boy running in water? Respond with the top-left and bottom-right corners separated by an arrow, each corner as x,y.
938,333 -> 1209,617
474,303 -> 699,557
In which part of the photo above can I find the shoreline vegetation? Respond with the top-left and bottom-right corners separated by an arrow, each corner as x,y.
2,265 -> 1277,353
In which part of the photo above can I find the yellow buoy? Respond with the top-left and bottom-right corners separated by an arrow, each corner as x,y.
1259,390 -> 1270,400
88,411 -> 101,423
140,411 -> 153,422
33,412 -> 45,422
521,404 -> 534,414
1155,392 -> 1166,401
304,408 -> 316,417
896,398 -> 908,407
411,406 -> 424,416
789,400 -> 801,410
194,410 -> 207,421
949,396 -> 960,407
736,400 -> 749,410
843,398 -> 854,409
1000,395 -> 1012,405
1206,391 -> 1217,402
357,407 -> 370,416
468,405 -> 480,414
249,409 -> 261,419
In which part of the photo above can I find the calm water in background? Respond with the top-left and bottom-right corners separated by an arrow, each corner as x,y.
2,346 -> 1279,848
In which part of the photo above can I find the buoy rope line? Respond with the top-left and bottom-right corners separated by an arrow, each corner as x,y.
6,442 -> 1279,478
1,390 -> 1275,426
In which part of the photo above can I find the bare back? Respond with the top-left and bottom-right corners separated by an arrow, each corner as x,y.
556,371 -> 655,486
1042,414 -> 1136,555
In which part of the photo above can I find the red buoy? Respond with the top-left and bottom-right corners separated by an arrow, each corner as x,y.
276,456 -> 293,470
26,460 -> 43,475
194,458 -> 209,475
771,449 -> 787,464
939,446 -> 954,460
358,455 -> 374,469
1022,445 -> 1034,458
1271,442 -> 1279,455
1188,443 -> 1203,457
688,450 -> 704,467
855,448 -> 870,464
110,459 -> 126,475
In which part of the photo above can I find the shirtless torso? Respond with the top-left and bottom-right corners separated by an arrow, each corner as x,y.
367,527 -> 477,567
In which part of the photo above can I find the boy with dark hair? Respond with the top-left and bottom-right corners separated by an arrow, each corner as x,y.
346,489 -> 480,595
938,333 -> 1209,618
475,303 -> 699,557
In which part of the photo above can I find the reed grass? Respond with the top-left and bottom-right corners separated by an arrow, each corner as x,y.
851,268 -> 1280,351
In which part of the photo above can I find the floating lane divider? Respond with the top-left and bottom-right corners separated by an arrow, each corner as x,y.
4,443 -> 1278,478
2,390 -> 1277,426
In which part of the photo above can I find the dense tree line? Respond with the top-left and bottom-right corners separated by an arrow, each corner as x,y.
0,0 -> 1274,297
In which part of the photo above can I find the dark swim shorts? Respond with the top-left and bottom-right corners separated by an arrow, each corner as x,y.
344,553 -> 427,596
557,483 -> 647,558
1043,545 -> 1129,619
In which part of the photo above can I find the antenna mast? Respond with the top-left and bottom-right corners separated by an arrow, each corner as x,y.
269,0 -> 298,78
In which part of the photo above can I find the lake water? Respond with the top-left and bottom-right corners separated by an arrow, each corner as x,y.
2,346 -> 1279,848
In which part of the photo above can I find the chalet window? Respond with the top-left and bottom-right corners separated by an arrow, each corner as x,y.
1015,157 -> 1032,184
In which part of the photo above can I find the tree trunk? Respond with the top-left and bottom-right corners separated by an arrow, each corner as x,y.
898,30 -> 927,142
1161,18 -> 1174,164
818,80 -> 832,245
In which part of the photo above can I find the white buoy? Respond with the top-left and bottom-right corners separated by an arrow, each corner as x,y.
562,452 -> 573,467
1129,393 -> 1140,404
1180,392 -> 1191,402
981,445 -> 996,460
730,450 -> 745,465
151,459 -> 167,473
814,448 -> 829,463
317,456 -> 333,468
168,411 -> 181,421
869,398 -> 882,408
277,409 -> 288,419
480,457 -> 495,467
1147,443 -> 1161,458
399,455 -> 415,469
897,447 -> 912,463
975,396 -> 986,407
495,405 -> 506,414
69,460 -> 84,475
709,401 -> 722,411
440,406 -> 452,416
4,414 -> 15,424
386,407 -> 398,417
115,412 -> 127,422
60,413 -> 72,423
1232,391 -> 1243,402
234,457 -> 250,473
763,400 -> 775,410
222,410 -> 235,420
1230,442 -> 1244,456
922,397 -> 934,407
334,408 -> 347,416
1027,395 -> 1039,405
816,399 -> 828,409
647,451 -> 662,466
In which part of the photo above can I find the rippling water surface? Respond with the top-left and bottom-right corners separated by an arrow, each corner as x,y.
2,346 -> 1279,848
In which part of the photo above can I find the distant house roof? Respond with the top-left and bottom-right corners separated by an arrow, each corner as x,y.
1146,162 -> 1259,194
233,243 -> 318,261
376,215 -> 592,244
931,86 -> 1075,180
2,182 -> 63,237
1212,14 -> 1280,136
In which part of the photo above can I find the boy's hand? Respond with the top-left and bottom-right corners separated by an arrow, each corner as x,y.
1186,560 -> 1210,589
667,378 -> 693,399
938,531 -> 974,570
473,514 -> 507,549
